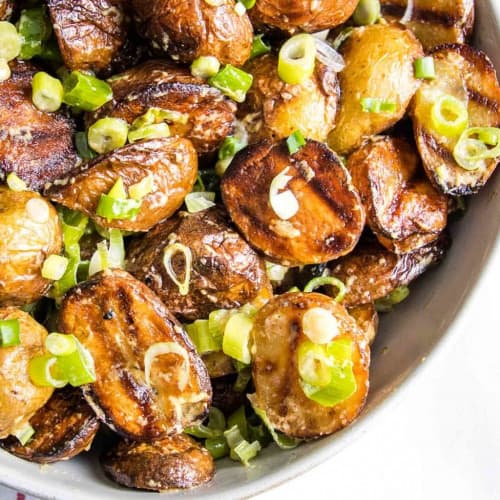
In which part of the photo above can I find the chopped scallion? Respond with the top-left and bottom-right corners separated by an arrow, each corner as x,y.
208,65 -> 253,103
185,191 -> 216,213
191,55 -> 221,79
129,174 -> 154,201
56,336 -> 96,386
430,94 -> 468,138
0,21 -> 22,61
0,319 -> 20,348
186,319 -> 221,354
303,276 -> 346,302
360,97 -> 397,113
250,34 -> 271,59
352,0 -> 381,25
414,56 -> 436,79
88,117 -> 129,154
45,332 -> 77,357
16,7 -> 51,60
42,254 -> 69,281
6,172 -> 27,191
13,423 -> 35,446
75,131 -> 97,160
286,130 -> 306,154
28,354 -> 68,388
31,71 -> 63,112
278,34 -> 316,85
222,312 -> 253,364
63,71 -> 113,111
128,122 -> 170,143
375,285 -> 410,312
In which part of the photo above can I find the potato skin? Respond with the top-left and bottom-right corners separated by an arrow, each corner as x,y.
348,304 -> 378,346
131,0 -> 252,66
127,207 -> 271,320
47,0 -> 128,73
411,44 -> 500,195
46,137 -> 198,232
0,387 -> 99,463
0,61 -> 77,191
348,137 -> 448,254
250,0 -> 358,34
0,188 -> 63,307
101,434 -> 215,491
327,234 -> 450,307
0,0 -> 13,20
58,270 -> 211,441
0,308 -> 54,439
250,292 -> 370,438
328,24 -> 424,155
381,0 -> 474,51
87,60 -> 236,154
221,139 -> 365,266
239,54 -> 339,144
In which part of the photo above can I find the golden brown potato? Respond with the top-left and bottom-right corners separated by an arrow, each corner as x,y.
348,137 -> 448,254
381,0 -> 474,50
327,234 -> 450,307
412,44 -> 500,195
0,61 -> 77,191
202,351 -> 236,379
239,54 -> 339,144
328,24 -> 424,155
101,434 -> 215,491
348,304 -> 379,346
0,308 -> 53,439
0,0 -> 13,20
59,269 -> 211,441
0,387 -> 99,463
47,0 -> 129,73
87,60 -> 236,154
127,207 -> 271,320
250,0 -> 359,34
250,292 -> 370,438
221,139 -> 365,266
0,188 -> 63,307
131,0 -> 252,66
46,137 -> 198,232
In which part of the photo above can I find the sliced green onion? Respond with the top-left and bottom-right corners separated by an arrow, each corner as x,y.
249,400 -> 301,450
131,108 -> 188,129
207,406 -> 226,432
185,407 -> 226,438
222,312 -> 253,364
278,34 -> 316,85
6,172 -> 27,191
265,261 -> 289,282
360,97 -> 397,113
233,365 -> 252,392
186,319 -> 221,354
205,436 -> 230,459
234,2 -> 246,15
0,58 -> 11,82
41,254 -> 69,281
227,406 -> 249,439
107,177 -> 127,199
13,423 -> 35,446
185,191 -> 216,213
414,56 -> 436,79
31,72 -> 63,112
208,309 -> 232,345
56,336 -> 96,387
269,166 -> 299,220
88,241 -> 110,276
28,354 -> 68,388
352,0 -> 381,25
144,342 -> 190,389
453,127 -> 500,170
224,425 -> 261,466
96,195 -> 141,220
63,71 -> 113,111
59,208 -> 88,251
88,117 -> 129,154
332,27 -> 354,50
45,332 -> 77,357
163,243 -> 192,296
129,174 -> 154,200
303,276 -> 346,302
286,130 -> 306,154
250,34 -> 271,59
430,94 -> 468,138
16,7 -> 51,60
128,122 -> 170,143
238,0 -> 256,8
0,319 -> 20,347
208,65 -> 253,103
51,252 -> 81,297
75,131 -> 97,160
218,135 -> 246,160
297,341 -> 332,386
375,285 -> 410,312
300,339 -> 357,407
0,21 -> 21,61
190,55 -> 220,79
107,228 -> 125,268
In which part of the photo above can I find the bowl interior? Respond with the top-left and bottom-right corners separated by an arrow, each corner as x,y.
1,1 -> 499,498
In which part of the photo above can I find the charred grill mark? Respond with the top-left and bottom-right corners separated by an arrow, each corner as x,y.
420,129 -> 454,162
466,87 -> 500,112
381,3 -> 461,27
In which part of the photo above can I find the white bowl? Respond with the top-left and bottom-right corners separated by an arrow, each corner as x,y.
1,2 -> 499,498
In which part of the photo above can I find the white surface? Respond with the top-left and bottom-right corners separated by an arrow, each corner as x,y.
258,249 -> 500,500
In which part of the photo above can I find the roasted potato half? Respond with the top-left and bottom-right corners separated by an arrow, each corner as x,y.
348,304 -> 379,346
0,308 -> 53,439
239,54 -> 339,144
250,292 -> 370,438
46,137 -> 198,232
0,0 -> 13,20
47,0 -> 129,73
348,136 -> 448,254
58,270 -> 211,441
381,0 -> 474,50
328,24 -> 424,155
327,234 -> 450,307
87,60 -> 236,154
0,61 -> 77,191
249,0 -> 359,34
221,139 -> 365,266
0,187 -> 62,307
127,207 -> 271,321
101,434 -> 215,491
0,387 -> 99,463
131,0 -> 252,66
412,44 -> 500,195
